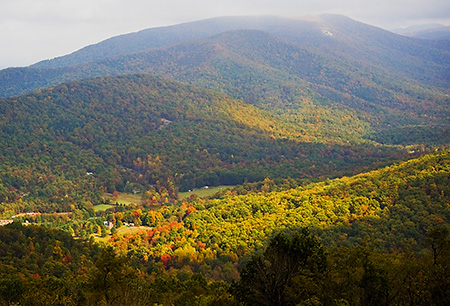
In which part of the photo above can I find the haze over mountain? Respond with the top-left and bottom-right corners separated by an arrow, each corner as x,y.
1,15 -> 449,145
3,0 -> 450,69
394,24 -> 450,40
7,16 -> 450,73
3,15 -> 449,91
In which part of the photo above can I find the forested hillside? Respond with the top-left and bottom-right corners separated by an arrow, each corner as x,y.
1,149 -> 449,305
1,16 -> 448,149
97,148 -> 450,264
0,74 -> 410,215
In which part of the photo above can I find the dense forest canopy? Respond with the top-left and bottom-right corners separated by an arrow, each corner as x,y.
1,149 -> 450,305
0,74 -> 415,215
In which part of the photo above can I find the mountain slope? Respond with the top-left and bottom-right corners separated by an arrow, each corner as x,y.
1,149 -> 450,306
3,15 -> 449,95
1,16 -> 448,146
30,15 -> 295,69
0,74 -> 407,214
176,148 -> 450,253
88,148 -> 450,281
28,14 -> 450,84
1,26 -> 449,146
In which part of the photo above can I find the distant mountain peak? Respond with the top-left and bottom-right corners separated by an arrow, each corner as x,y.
392,24 -> 450,40
393,23 -> 446,34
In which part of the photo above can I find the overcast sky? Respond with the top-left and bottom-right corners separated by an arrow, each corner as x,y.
1,0 -> 449,69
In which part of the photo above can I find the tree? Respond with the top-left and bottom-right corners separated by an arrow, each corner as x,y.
361,260 -> 389,306
112,190 -> 119,202
425,225 -> 450,306
426,225 -> 449,265
233,228 -> 326,306
87,246 -> 133,305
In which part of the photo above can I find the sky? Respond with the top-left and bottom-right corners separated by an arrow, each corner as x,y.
1,0 -> 449,69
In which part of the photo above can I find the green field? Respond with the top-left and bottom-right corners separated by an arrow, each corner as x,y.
93,204 -> 115,212
103,192 -> 142,205
100,187 -> 232,205
178,185 -> 234,200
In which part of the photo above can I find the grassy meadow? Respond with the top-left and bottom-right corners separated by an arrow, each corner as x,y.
178,185 -> 234,200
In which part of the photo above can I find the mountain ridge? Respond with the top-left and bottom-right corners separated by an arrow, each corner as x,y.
2,15 -> 448,80
2,27 -> 448,125
1,15 -> 449,149
30,15 -> 294,69
3,15 -> 447,93
394,24 -> 450,41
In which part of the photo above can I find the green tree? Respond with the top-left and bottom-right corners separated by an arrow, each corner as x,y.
87,246 -> 133,305
361,260 -> 389,306
425,225 -> 450,306
233,229 -> 326,306
426,225 -> 450,265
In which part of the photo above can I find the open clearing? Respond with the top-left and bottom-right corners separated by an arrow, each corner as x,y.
103,192 -> 141,205
93,204 -> 115,212
100,187 -> 234,205
178,185 -> 234,199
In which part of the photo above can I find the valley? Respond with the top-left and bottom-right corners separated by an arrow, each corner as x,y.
0,14 -> 449,305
